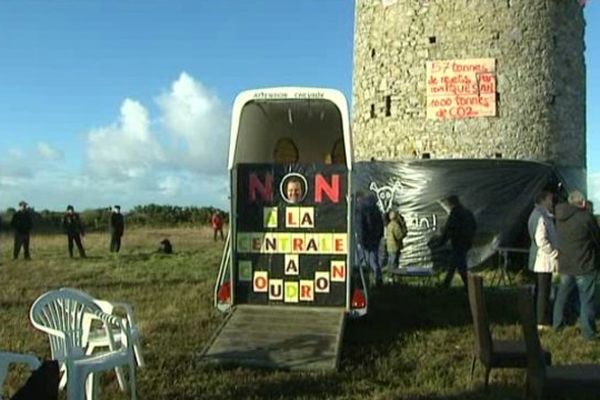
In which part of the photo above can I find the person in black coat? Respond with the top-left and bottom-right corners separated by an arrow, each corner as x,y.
434,195 -> 477,288
552,190 -> 600,340
358,193 -> 385,286
11,200 -> 32,260
109,205 -> 125,253
62,205 -> 86,258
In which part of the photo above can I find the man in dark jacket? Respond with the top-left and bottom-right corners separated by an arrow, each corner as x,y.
358,193 -> 385,286
62,205 -> 86,258
11,200 -> 32,260
435,195 -> 477,288
553,190 -> 600,340
109,205 -> 124,253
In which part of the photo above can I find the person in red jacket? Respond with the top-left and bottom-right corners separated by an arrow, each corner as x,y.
211,212 -> 224,241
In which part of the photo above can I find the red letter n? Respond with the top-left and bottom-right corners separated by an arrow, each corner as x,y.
315,174 -> 340,203
249,173 -> 273,202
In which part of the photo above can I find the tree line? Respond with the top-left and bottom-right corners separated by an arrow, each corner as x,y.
0,204 -> 228,234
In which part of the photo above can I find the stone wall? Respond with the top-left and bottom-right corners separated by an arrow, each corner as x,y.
352,0 -> 586,168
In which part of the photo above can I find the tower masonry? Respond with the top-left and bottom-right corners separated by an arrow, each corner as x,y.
352,0 -> 586,169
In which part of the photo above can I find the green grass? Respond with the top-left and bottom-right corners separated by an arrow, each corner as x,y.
1,228 -> 600,399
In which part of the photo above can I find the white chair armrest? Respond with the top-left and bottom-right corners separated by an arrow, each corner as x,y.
91,310 -> 132,350
31,325 -> 68,341
109,301 -> 138,327
0,352 -> 40,371
0,352 -> 40,390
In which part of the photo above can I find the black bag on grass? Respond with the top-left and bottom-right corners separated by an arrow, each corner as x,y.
10,360 -> 59,400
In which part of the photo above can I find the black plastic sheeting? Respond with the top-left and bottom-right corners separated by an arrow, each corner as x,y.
353,160 -> 585,272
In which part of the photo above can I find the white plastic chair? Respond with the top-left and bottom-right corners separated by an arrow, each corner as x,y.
0,352 -> 41,400
30,290 -> 137,400
59,288 -> 145,392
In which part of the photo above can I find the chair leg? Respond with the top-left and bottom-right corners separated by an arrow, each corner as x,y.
66,369 -> 84,400
469,356 -> 477,382
129,362 -> 137,400
59,363 -> 68,390
133,343 -> 145,367
85,373 -> 97,400
115,366 -> 127,391
484,367 -> 492,391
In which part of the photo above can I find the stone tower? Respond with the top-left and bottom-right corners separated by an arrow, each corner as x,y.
352,0 -> 586,171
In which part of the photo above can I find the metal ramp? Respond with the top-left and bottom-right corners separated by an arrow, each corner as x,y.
201,305 -> 346,371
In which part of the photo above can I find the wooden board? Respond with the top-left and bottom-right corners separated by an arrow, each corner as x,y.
200,305 -> 346,371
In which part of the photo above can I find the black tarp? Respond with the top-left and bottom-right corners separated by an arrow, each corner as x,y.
353,159 -> 584,272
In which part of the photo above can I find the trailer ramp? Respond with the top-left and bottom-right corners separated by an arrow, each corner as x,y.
201,305 -> 346,371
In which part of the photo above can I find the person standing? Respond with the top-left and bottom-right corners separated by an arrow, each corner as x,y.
211,212 -> 224,241
530,190 -> 558,329
62,205 -> 86,258
553,190 -> 600,340
359,193 -> 385,287
109,205 -> 124,253
379,211 -> 391,272
436,195 -> 477,288
11,200 -> 32,260
385,210 -> 408,280
528,192 -> 546,271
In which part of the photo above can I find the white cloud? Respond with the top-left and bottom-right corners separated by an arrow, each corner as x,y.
0,73 -> 231,211
0,177 -> 19,187
158,175 -> 182,196
8,148 -> 23,159
86,98 -> 166,180
0,148 -> 34,186
156,72 -> 229,173
37,142 -> 64,161
85,73 -> 229,183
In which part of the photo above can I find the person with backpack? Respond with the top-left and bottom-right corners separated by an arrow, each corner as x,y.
385,210 -> 408,281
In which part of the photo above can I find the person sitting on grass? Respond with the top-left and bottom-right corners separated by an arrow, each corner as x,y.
158,239 -> 173,254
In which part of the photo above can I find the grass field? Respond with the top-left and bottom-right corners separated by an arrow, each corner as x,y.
1,227 -> 600,399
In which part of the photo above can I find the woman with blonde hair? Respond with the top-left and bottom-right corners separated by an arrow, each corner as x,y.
385,210 -> 407,281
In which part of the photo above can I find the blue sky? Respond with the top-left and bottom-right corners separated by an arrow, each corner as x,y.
0,1 -> 597,211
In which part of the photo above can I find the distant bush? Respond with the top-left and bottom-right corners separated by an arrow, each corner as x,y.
0,204 -> 228,234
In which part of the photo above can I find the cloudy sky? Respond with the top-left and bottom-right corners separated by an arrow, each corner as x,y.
0,1 -> 598,211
